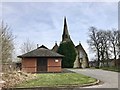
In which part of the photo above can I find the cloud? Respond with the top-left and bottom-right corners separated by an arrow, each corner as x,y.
2,2 -> 118,58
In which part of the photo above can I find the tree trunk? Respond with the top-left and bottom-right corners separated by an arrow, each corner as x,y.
106,51 -> 109,67
97,48 -> 100,68
113,43 -> 117,67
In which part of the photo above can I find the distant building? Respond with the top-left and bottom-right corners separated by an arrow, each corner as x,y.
89,58 -> 120,68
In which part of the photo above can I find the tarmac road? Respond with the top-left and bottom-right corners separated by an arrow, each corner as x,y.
68,68 -> 119,88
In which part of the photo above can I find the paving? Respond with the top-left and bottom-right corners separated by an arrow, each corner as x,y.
68,68 -> 119,88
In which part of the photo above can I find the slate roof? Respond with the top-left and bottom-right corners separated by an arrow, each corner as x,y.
18,45 -> 64,58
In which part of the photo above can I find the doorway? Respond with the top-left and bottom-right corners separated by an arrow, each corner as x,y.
37,58 -> 47,72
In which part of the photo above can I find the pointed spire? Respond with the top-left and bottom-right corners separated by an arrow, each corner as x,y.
62,17 -> 71,42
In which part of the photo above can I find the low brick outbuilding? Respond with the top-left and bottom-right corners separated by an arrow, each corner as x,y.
18,45 -> 63,73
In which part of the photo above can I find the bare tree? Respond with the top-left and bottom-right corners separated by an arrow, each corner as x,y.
88,27 -> 119,67
20,38 -> 35,54
0,21 -> 14,72
99,30 -> 111,67
87,27 -> 101,67
109,30 -> 119,60
117,30 -> 120,57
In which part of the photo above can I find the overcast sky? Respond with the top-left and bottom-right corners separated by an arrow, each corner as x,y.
1,2 -> 118,60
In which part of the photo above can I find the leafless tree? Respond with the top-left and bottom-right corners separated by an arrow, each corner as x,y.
87,27 -> 101,67
109,30 -> 119,60
88,27 -> 119,67
20,38 -> 35,54
0,21 -> 15,72
117,30 -> 120,57
99,30 -> 111,67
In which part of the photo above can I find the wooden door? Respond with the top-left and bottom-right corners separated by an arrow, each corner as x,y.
37,58 -> 47,72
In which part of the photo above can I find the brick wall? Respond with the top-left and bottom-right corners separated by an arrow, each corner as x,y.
47,58 -> 62,72
22,57 -> 62,73
22,58 -> 37,73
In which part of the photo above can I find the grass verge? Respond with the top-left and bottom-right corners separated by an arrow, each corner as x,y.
15,73 -> 97,88
100,66 -> 120,72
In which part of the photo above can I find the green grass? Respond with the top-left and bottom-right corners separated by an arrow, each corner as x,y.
100,66 -> 120,72
15,73 -> 96,88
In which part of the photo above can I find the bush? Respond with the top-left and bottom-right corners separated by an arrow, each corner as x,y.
2,71 -> 37,88
57,41 -> 77,68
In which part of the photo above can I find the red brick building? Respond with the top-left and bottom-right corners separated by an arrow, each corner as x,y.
18,45 -> 63,73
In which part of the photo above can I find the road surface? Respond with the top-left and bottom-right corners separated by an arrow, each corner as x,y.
68,69 -> 118,88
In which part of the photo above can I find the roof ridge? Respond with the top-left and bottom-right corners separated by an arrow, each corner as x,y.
18,45 -> 64,58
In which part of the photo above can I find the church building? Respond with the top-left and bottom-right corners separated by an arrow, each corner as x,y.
52,17 -> 89,68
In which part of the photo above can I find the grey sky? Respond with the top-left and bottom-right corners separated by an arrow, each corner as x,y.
1,2 -> 118,60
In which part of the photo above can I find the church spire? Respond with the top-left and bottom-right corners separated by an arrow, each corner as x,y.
62,17 -> 71,42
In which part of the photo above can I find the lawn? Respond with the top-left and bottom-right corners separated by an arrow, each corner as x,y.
100,66 -> 120,72
15,73 -> 97,88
